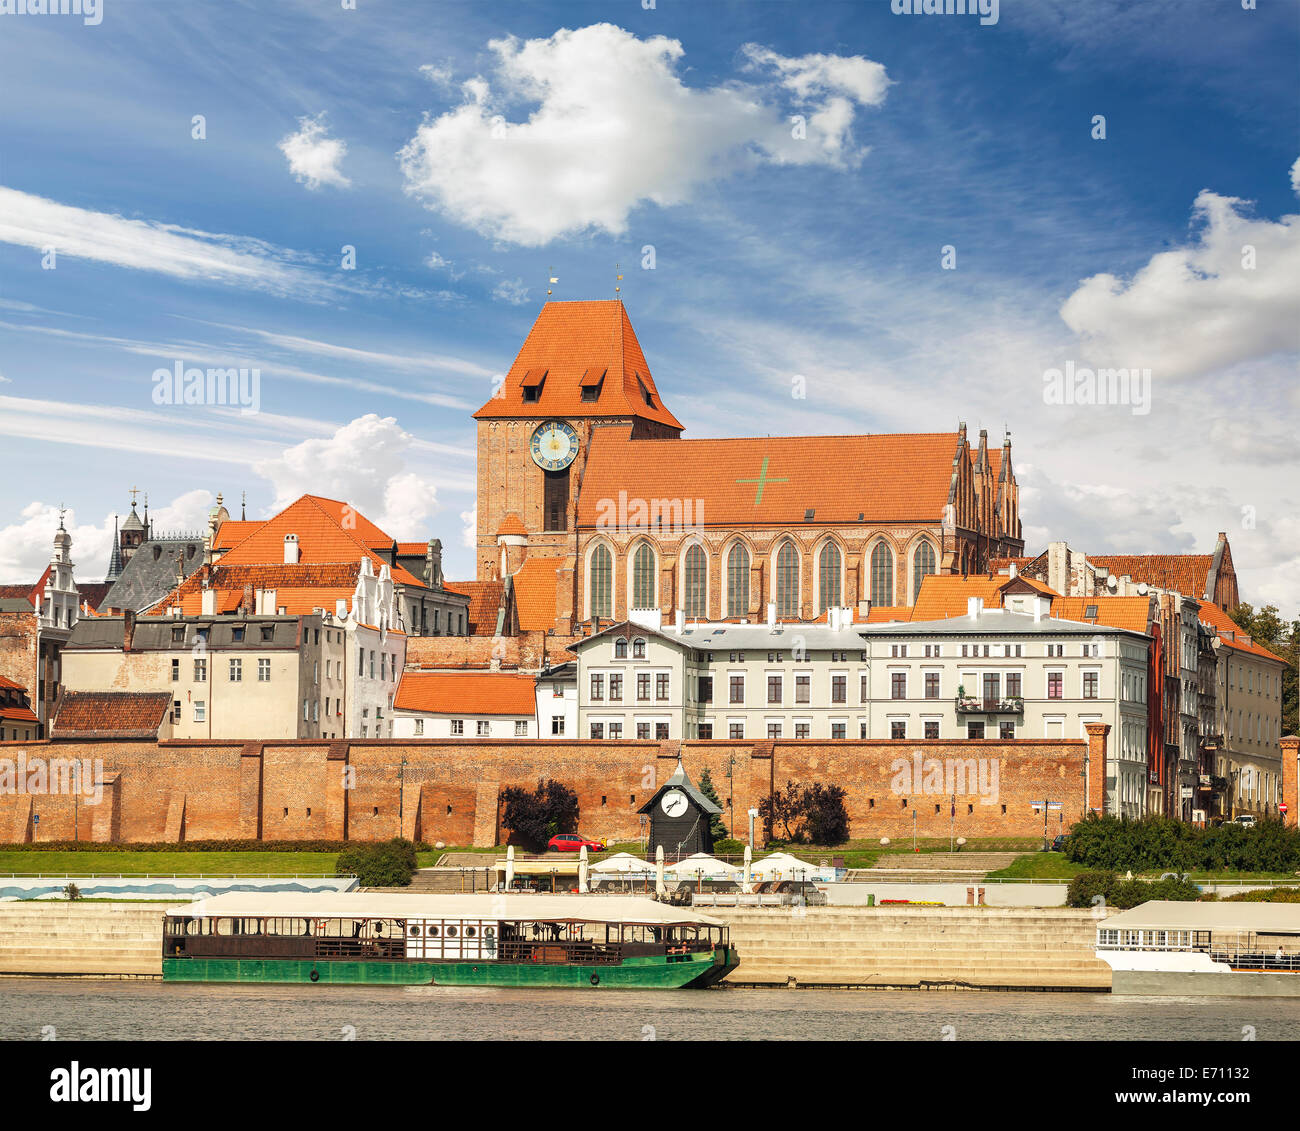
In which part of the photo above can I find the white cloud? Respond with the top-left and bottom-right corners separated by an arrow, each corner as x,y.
1291,155 -> 1300,197
1059,171 -> 1300,381
0,186 -> 317,294
278,113 -> 351,191
460,507 -> 476,551
419,63 -> 456,89
254,414 -> 442,539
398,23 -> 888,246
0,374 -> 9,383
492,278 -> 529,305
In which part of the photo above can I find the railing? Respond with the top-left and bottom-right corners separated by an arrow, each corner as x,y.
1212,950 -> 1300,973
954,696 -> 1024,714
0,872 -> 356,880
496,940 -> 625,966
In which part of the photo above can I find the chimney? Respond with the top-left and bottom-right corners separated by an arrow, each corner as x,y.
284,533 -> 300,564
201,587 -> 217,615
241,583 -> 254,615
335,598 -> 348,618
1009,561 -> 1018,579
674,608 -> 684,632
766,602 -> 776,627
967,596 -> 984,618
122,609 -> 136,652
841,605 -> 853,626
829,607 -> 840,631
1033,594 -> 1050,623
426,538 -> 443,589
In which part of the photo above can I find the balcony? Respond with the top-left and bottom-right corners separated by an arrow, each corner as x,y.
955,695 -> 1024,715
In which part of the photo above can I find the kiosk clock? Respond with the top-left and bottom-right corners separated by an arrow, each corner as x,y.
660,789 -> 689,818
530,420 -> 580,471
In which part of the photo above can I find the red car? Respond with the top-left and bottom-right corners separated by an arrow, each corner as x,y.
547,833 -> 605,852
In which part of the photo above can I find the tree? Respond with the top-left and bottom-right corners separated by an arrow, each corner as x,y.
696,767 -> 729,842
337,838 -> 418,887
499,779 -> 579,852
758,779 -> 851,845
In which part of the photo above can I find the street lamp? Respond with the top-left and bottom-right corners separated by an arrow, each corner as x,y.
398,756 -> 408,833
726,755 -> 736,839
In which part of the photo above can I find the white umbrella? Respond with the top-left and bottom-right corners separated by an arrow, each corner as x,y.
504,845 -> 515,890
578,845 -> 589,893
749,852 -> 814,880
589,852 -> 656,875
655,845 -> 665,895
743,844 -> 753,892
665,853 -> 741,878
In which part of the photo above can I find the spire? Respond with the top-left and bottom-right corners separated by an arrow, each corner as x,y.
105,516 -> 124,583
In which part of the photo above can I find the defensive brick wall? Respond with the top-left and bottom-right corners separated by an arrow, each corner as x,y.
0,727 -> 1117,846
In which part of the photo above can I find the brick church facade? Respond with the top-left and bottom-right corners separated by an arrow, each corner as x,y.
474,300 -> 1024,633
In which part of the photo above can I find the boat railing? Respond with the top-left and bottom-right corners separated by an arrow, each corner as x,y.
1210,949 -> 1300,973
496,940 -> 625,966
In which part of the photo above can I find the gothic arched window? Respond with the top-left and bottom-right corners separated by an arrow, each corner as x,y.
817,542 -> 842,614
683,544 -> 707,619
632,543 -> 656,610
912,541 -> 936,603
776,540 -> 799,619
726,543 -> 750,618
589,544 -> 612,619
870,542 -> 894,607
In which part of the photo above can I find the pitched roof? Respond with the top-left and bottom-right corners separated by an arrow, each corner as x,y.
0,703 -> 39,725
906,574 -> 1058,621
577,428 -> 970,527
443,580 -> 505,635
101,537 -> 205,613
511,557 -> 561,633
213,495 -> 421,586
393,671 -> 536,716
472,301 -> 683,430
1049,596 -> 1155,635
1089,554 -> 1214,600
51,691 -> 171,739
212,520 -> 261,551
1195,601 -> 1287,664
158,562 -> 363,617
0,676 -> 25,690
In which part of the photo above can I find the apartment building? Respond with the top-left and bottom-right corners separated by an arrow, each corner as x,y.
391,671 -> 538,739
570,598 -> 1151,816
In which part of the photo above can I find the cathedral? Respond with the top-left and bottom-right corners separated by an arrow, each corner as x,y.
474,301 -> 1024,633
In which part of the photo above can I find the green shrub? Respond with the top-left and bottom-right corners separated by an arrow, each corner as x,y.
1064,813 -> 1300,873
336,838 -> 418,887
1066,868 -> 1201,909
1066,869 -> 1118,908
712,838 -> 745,857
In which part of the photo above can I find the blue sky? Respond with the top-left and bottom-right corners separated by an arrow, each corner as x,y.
1,0 -> 1297,610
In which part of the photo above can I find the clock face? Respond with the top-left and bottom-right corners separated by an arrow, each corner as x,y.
661,789 -> 689,818
530,420 -> 580,471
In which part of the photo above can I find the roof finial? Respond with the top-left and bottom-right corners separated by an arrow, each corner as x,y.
241,490 -> 247,520
615,262 -> 623,299
546,265 -> 556,297
57,503 -> 66,529
129,485 -> 139,508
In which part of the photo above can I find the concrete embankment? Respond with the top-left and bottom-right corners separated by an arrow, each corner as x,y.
716,906 -> 1111,990
0,900 -> 1111,990
0,903 -> 162,977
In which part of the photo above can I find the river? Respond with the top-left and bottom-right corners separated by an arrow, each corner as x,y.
1,980 -> 1297,1041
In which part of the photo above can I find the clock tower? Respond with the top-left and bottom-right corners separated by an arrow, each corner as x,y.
637,761 -> 722,859
472,300 -> 683,584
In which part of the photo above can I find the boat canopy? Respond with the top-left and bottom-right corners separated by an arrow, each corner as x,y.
165,891 -> 724,927
1099,900 -> 1300,936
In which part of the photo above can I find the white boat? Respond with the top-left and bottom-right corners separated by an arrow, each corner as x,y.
1096,900 -> 1300,997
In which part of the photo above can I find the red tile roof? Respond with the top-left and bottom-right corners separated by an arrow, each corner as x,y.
0,676 -> 25,691
1089,554 -> 1214,600
158,563 -> 362,617
1195,601 -> 1287,664
1050,596 -> 1155,634
577,428 -> 971,527
511,557 -> 561,632
212,520 -> 261,550
393,671 -> 536,716
496,513 -> 527,537
444,580 -> 504,635
0,704 -> 39,725
51,691 -> 171,739
473,301 -> 683,431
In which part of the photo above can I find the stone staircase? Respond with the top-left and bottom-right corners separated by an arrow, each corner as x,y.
717,906 -> 1109,989
0,902 -> 163,977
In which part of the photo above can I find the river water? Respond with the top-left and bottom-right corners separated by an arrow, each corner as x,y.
1,980 -> 1296,1041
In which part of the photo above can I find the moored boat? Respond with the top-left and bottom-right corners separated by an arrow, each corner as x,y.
162,892 -> 737,988
1096,900 -> 1300,997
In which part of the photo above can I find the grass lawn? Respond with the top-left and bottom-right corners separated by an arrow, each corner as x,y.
0,851 -> 344,876
986,853 -> 1085,880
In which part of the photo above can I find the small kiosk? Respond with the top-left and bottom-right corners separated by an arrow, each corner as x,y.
638,762 -> 722,859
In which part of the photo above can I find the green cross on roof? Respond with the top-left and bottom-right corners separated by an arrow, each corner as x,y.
736,456 -> 788,506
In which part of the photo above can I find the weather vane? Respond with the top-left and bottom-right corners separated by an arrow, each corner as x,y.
615,263 -> 623,298
547,266 -> 557,297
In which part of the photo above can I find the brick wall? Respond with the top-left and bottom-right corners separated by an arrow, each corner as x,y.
0,612 -> 39,713
404,631 -> 582,673
1282,736 -> 1298,829
0,734 -> 1092,846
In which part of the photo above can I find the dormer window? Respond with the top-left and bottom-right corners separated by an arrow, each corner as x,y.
520,368 -> 547,402
580,367 -> 606,403
636,376 -> 654,407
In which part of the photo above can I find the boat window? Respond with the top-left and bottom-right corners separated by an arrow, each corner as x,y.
447,926 -> 459,938
216,918 -> 234,936
466,926 -> 477,938
484,927 -> 496,938
429,926 -> 440,937
409,925 -> 422,937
